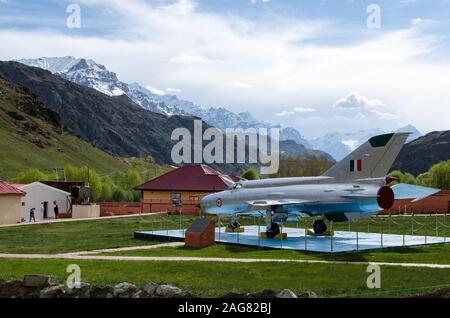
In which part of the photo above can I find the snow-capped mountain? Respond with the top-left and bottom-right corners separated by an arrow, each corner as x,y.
18,56 -> 309,144
310,126 -> 423,161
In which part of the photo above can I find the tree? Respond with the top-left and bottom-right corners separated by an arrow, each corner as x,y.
241,168 -> 259,180
13,168 -> 48,183
63,165 -> 101,201
118,170 -> 142,191
388,170 -> 416,185
427,160 -> 450,190
270,155 -> 334,178
111,188 -> 126,202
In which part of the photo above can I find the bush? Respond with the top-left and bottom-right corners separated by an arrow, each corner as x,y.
388,170 -> 416,185
13,168 -> 49,183
241,168 -> 259,180
427,160 -> 450,190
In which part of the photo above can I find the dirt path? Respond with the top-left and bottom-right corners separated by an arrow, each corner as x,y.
0,212 -> 166,228
69,242 -> 185,255
1,252 -> 449,269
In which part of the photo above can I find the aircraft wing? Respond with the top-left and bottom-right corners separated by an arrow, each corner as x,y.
247,199 -> 315,211
391,183 -> 440,202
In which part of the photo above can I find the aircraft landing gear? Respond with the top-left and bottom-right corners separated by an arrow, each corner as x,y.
265,208 -> 281,239
266,222 -> 280,239
228,215 -> 241,231
313,219 -> 327,235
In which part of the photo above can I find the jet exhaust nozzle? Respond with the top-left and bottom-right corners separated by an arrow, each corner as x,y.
377,186 -> 395,210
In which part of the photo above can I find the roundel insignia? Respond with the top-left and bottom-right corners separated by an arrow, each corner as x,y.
216,198 -> 223,207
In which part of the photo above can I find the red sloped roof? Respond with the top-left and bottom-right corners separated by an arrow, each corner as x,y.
135,165 -> 235,192
0,181 -> 26,195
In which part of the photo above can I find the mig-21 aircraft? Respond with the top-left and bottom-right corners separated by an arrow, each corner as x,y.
200,132 -> 439,238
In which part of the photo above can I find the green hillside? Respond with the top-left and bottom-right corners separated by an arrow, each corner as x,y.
0,76 -> 128,179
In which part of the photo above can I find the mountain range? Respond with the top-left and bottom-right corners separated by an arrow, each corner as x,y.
391,130 -> 450,176
19,57 -> 425,161
18,57 -> 312,146
0,73 -> 128,179
0,61 -> 334,177
310,125 -> 423,161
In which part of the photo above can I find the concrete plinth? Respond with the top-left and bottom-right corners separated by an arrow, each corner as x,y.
72,204 -> 100,219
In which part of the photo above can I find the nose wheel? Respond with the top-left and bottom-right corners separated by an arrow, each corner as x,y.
266,222 -> 280,239
227,215 -> 241,232
228,219 -> 241,231
313,219 -> 328,235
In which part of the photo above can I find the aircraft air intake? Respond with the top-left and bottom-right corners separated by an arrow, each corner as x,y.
377,186 -> 395,210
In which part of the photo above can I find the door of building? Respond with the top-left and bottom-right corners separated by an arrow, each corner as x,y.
43,201 -> 48,219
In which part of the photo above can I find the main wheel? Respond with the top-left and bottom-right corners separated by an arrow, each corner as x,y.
229,220 -> 241,231
313,219 -> 327,235
266,222 -> 280,239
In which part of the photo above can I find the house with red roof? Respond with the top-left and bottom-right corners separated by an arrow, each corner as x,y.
0,181 -> 26,225
135,164 -> 238,214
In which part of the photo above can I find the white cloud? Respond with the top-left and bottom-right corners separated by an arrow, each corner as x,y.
411,18 -> 435,26
293,107 -> 316,113
250,0 -> 271,4
0,0 -> 448,137
160,0 -> 197,15
333,92 -> 386,110
146,86 -> 166,96
170,53 -> 219,65
166,87 -> 182,93
331,92 -> 401,121
229,80 -> 251,89
276,110 -> 295,117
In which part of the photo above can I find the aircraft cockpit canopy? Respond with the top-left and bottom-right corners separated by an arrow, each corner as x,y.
229,183 -> 243,190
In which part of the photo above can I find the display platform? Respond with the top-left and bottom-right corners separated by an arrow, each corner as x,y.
134,225 -> 448,253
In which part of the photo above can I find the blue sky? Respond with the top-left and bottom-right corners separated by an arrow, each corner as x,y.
1,0 -> 449,137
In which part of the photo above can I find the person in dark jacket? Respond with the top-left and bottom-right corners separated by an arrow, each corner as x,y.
29,208 -> 36,222
53,201 -> 59,219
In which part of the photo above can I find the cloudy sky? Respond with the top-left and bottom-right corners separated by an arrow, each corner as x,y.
0,0 -> 449,138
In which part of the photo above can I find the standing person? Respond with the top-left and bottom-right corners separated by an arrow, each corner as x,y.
40,202 -> 45,219
53,201 -> 59,219
29,208 -> 36,223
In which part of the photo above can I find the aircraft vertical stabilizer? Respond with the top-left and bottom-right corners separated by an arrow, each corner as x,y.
322,132 -> 410,181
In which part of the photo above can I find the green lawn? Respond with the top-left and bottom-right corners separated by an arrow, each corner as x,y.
1,214 -> 450,297
1,258 -> 449,298
0,215 -> 192,254
98,241 -> 450,265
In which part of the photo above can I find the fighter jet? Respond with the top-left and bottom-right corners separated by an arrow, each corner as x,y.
200,132 -> 440,238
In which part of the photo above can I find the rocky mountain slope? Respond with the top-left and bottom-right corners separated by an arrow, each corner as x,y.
0,61 -> 201,164
19,57 -> 310,146
2,61 -> 331,176
0,75 -> 128,179
391,130 -> 450,175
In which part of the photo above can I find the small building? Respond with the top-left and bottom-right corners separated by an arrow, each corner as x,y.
0,181 -> 25,225
17,182 -> 71,221
135,165 -> 236,214
382,190 -> 450,215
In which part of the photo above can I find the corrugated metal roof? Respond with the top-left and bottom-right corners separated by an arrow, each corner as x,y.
0,181 -> 26,195
135,164 -> 235,192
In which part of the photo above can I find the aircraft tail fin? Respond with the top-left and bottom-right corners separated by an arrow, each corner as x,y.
322,132 -> 410,181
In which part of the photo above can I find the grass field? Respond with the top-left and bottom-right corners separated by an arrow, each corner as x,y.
98,241 -> 450,265
0,215 -> 177,254
1,258 -> 450,298
1,214 -> 449,297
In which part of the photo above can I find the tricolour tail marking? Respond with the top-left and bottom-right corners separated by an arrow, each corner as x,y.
322,132 -> 410,182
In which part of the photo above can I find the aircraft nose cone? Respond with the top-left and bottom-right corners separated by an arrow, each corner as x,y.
200,193 -> 216,212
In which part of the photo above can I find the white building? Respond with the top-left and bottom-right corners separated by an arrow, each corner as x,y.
18,182 -> 71,222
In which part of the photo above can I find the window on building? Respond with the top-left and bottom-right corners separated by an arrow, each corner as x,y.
189,195 -> 200,201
